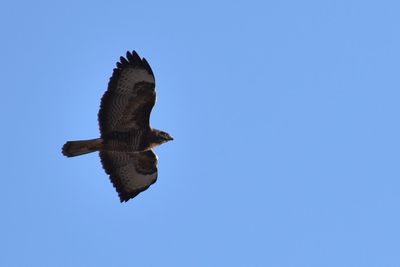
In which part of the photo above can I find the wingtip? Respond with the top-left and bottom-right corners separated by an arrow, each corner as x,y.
142,58 -> 154,76
126,50 -> 134,62
113,50 -> 154,76
120,56 -> 129,65
131,50 -> 140,58
122,50 -> 141,66
119,195 -> 129,203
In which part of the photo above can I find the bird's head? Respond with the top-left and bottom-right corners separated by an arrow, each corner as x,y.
149,129 -> 174,147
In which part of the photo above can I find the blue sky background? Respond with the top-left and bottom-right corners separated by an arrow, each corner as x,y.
1,0 -> 399,266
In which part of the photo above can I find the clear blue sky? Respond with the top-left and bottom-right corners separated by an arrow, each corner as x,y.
1,0 -> 399,266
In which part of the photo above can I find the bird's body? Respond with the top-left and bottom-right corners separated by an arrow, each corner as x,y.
103,129 -> 150,152
62,51 -> 172,202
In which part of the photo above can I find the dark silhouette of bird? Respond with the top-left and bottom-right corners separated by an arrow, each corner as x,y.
62,51 -> 173,202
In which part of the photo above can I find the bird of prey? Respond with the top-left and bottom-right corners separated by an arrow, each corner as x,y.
62,51 -> 173,202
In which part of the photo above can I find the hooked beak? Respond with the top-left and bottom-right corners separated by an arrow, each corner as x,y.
167,135 -> 174,141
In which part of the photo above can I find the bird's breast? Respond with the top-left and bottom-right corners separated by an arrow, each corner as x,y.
102,130 -> 148,152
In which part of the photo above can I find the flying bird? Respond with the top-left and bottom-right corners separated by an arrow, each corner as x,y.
62,51 -> 173,202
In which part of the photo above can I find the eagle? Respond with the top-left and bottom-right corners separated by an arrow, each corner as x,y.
62,51 -> 173,202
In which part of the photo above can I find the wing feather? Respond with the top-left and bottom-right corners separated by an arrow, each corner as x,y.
99,150 -> 158,202
99,51 -> 156,135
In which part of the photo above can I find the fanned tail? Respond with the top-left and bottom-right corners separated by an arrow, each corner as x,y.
62,138 -> 103,157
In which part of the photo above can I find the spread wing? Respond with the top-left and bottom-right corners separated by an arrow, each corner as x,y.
99,51 -> 156,136
99,150 -> 158,202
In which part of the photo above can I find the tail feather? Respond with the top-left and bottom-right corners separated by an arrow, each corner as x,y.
62,138 -> 103,157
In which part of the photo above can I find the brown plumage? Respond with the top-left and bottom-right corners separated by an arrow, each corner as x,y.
62,51 -> 173,202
